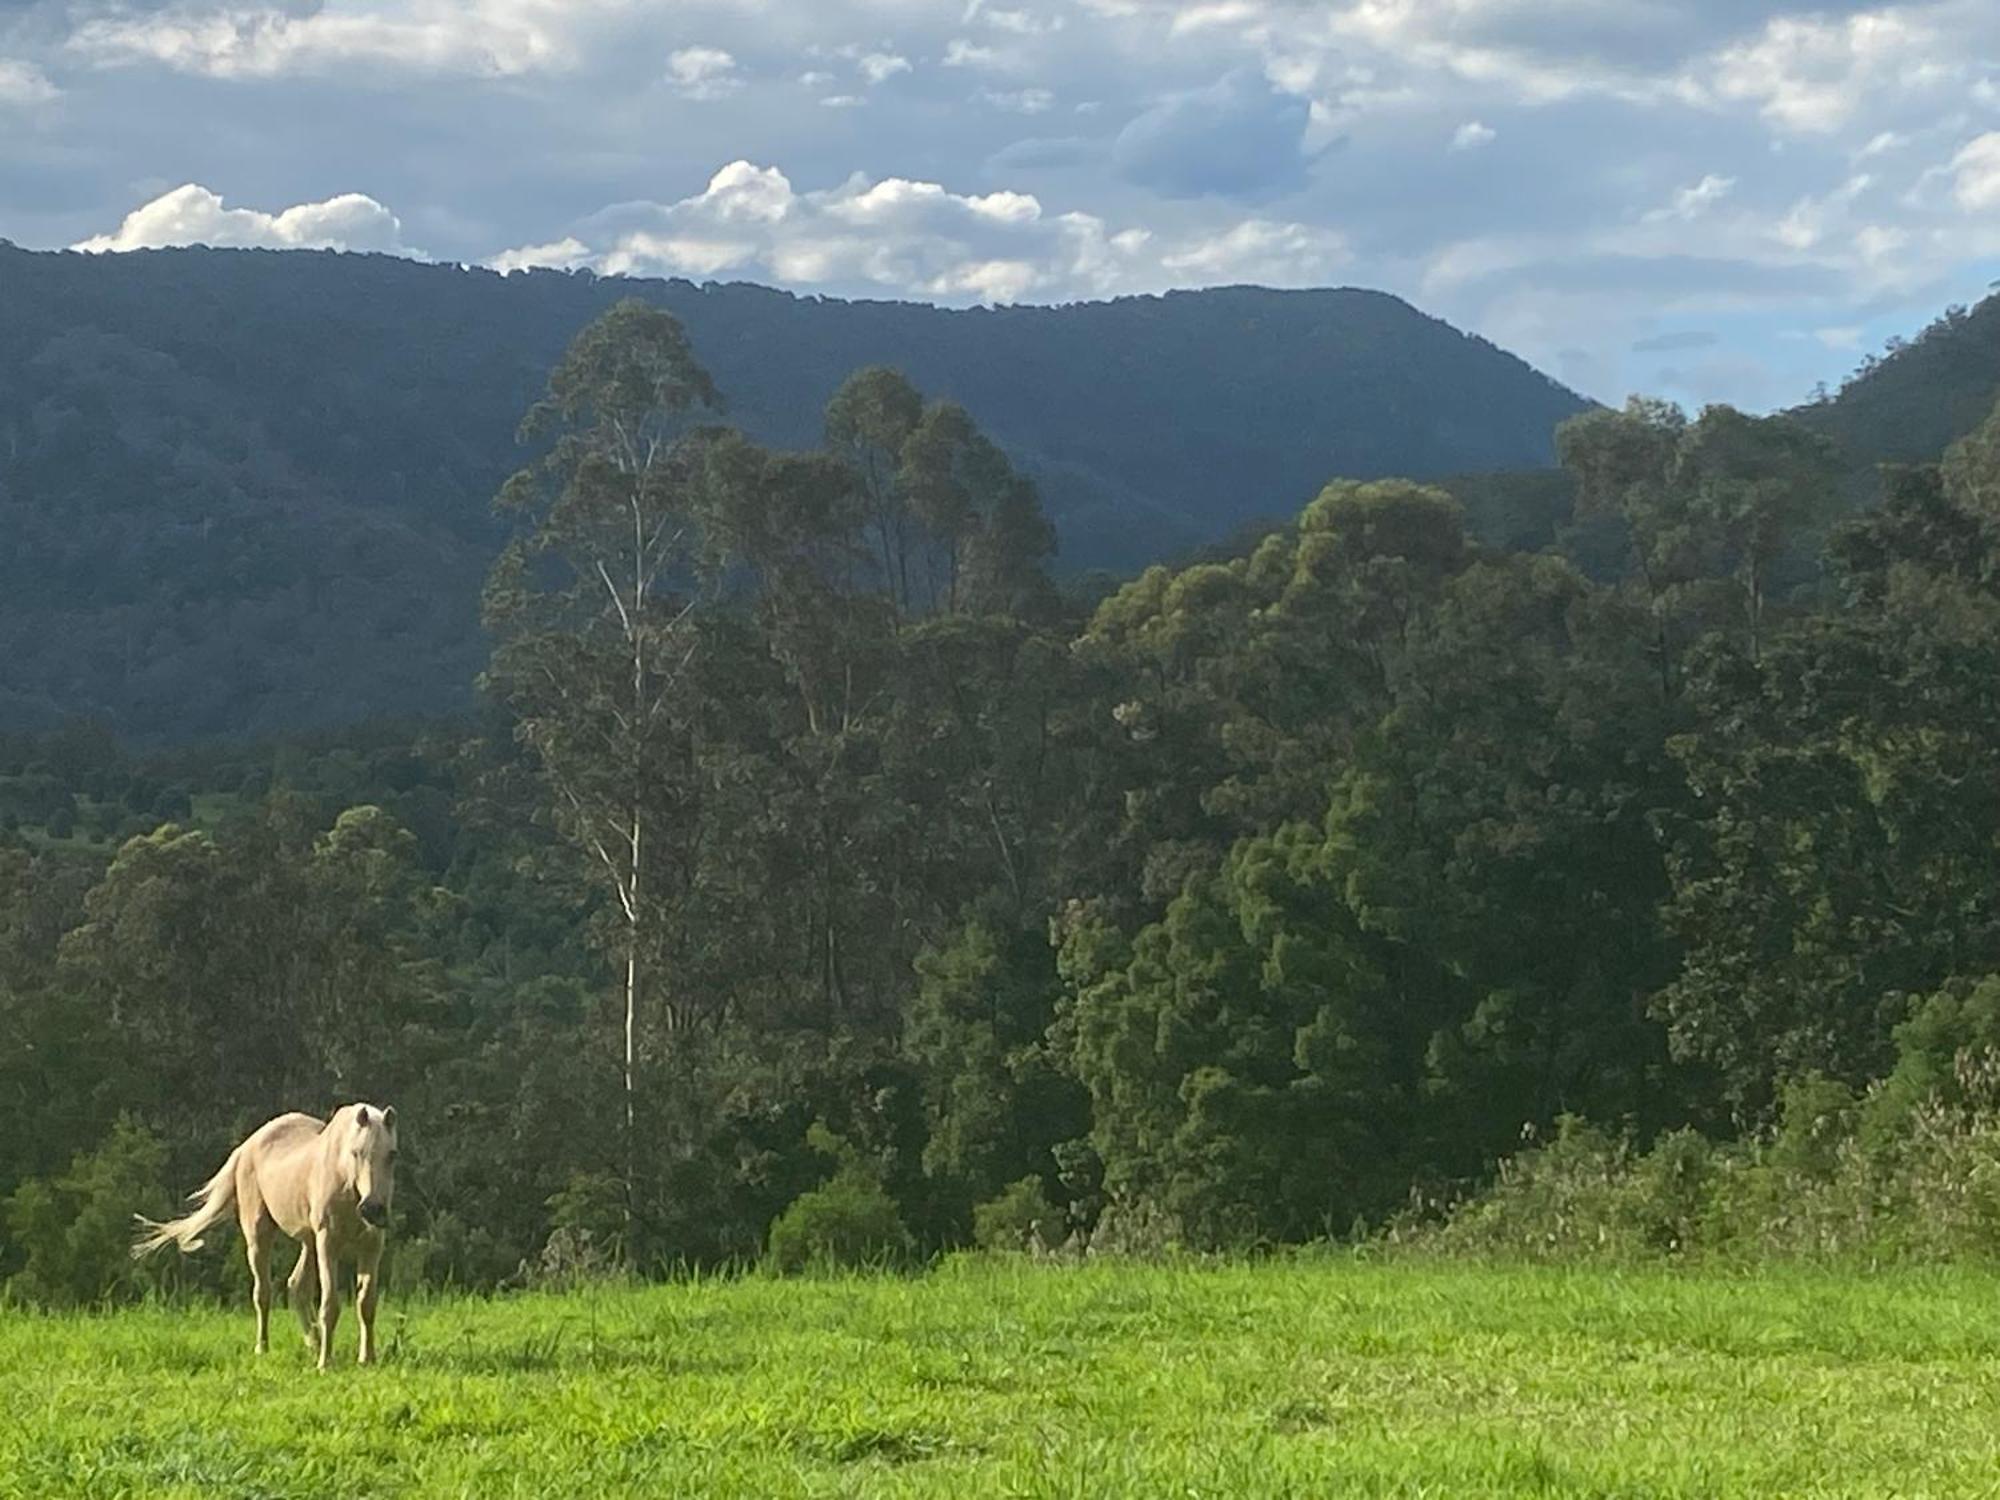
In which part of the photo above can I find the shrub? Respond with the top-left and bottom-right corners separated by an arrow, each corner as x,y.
972,1176 -> 1061,1253
766,1169 -> 913,1273
4,1118 -> 176,1306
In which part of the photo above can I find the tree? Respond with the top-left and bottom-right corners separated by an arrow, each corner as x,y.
1557,398 -> 1704,697
481,299 -> 721,1246
824,366 -> 924,616
1675,406 -> 1838,662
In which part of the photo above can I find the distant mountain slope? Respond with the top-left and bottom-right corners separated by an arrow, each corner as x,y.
1795,293 -> 2000,466
0,243 -> 1588,741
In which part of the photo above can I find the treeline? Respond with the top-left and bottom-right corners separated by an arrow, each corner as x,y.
7,299 -> 2000,1300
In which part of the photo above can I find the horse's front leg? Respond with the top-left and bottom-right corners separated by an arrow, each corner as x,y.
288,1241 -> 318,1353
313,1228 -> 341,1373
355,1238 -> 383,1366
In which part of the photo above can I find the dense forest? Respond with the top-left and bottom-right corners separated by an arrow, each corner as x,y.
6,283 -> 2000,1302
0,243 -> 1589,742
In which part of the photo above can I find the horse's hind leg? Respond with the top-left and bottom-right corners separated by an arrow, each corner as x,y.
313,1227 -> 342,1373
239,1188 -> 273,1355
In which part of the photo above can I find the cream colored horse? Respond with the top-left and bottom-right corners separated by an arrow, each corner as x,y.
133,1104 -> 399,1370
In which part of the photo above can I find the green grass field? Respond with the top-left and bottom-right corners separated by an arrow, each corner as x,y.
7,1257 -> 2000,1497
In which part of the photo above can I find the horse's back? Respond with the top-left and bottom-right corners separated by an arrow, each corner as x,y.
240,1113 -> 328,1233
245,1112 -> 325,1159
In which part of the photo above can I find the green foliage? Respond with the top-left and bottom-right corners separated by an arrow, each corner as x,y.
972,1177 -> 1063,1253
1799,294 -> 2000,469
1409,988 -> 2000,1265
12,282 -> 2000,1304
3,1118 -> 174,1306
766,1168 -> 915,1273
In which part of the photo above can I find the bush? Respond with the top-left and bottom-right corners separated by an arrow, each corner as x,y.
4,1118 -> 176,1306
972,1176 -> 1061,1253
1398,1116 -> 1640,1261
766,1169 -> 913,1273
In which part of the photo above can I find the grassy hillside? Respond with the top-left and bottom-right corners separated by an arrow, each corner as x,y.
8,1258 -> 2000,1497
0,243 -> 1587,741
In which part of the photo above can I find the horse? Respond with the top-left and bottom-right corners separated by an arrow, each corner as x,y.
133,1104 -> 400,1370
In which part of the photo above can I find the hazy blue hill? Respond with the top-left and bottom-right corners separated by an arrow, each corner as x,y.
0,243 -> 1589,741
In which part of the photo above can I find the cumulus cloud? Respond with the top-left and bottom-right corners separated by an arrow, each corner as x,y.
489,159 -> 1347,305
1705,9 -> 1957,133
73,183 -> 415,254
942,38 -> 1001,68
1450,120 -> 1495,150
0,58 -> 59,105
491,235 -> 590,274
856,50 -> 909,84
1950,132 -> 2000,211
1112,69 -> 1311,198
667,46 -> 740,101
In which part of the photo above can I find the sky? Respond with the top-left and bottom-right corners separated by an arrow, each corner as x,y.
4,0 -> 2000,412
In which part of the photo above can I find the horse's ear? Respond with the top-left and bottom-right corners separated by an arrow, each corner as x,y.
382,1106 -> 397,1132
355,1105 -> 370,1129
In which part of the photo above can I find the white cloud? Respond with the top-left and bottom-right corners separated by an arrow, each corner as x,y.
1450,120 -> 1494,150
73,183 -> 415,254
1950,132 -> 2000,211
491,159 -> 1348,305
66,1 -> 595,79
820,93 -> 865,107
942,38 -> 1002,68
1643,173 -> 1736,223
979,86 -> 1053,113
0,58 -> 60,106
1772,174 -> 1874,249
984,8 -> 1063,36
1706,9 -> 1954,134
857,51 -> 910,84
667,46 -> 740,101
491,235 -> 591,274
1157,218 -> 1348,280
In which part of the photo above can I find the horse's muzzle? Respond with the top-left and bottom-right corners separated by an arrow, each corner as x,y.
359,1199 -> 389,1229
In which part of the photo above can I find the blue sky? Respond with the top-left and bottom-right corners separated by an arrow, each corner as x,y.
4,0 -> 1999,411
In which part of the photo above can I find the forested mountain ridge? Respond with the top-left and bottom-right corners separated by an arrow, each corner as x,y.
1794,292 -> 2000,466
0,241 -> 1587,741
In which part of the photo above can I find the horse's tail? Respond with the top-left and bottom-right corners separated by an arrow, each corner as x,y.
131,1145 -> 243,1259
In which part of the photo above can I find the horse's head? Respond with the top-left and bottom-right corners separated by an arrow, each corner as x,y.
351,1104 -> 399,1230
